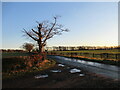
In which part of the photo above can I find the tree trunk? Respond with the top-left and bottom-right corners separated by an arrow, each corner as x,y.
38,41 -> 42,54
37,41 -> 45,62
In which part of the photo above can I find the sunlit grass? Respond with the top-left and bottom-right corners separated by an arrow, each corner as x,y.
49,49 -> 119,61
50,49 -> 119,54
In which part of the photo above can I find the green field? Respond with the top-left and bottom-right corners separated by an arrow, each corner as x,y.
48,49 -> 119,61
2,49 -> 119,57
49,49 -> 119,54
2,52 -> 29,58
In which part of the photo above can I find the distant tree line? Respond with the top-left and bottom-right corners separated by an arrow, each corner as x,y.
1,49 -> 25,52
46,46 -> 120,51
1,45 -> 119,52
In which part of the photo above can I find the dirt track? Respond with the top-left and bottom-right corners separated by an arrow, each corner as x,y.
3,62 -> 119,88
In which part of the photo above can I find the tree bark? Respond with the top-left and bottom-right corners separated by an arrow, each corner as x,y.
37,41 -> 45,61
38,41 -> 42,53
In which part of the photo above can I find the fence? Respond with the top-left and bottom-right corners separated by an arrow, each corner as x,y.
47,52 -> 120,61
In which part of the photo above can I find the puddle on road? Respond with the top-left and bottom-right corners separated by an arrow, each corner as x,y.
60,56 -> 118,71
79,74 -> 85,77
87,62 -> 94,65
94,63 -> 101,66
50,69 -> 62,73
34,74 -> 48,79
58,64 -> 65,67
73,59 -> 77,62
50,56 -> 119,80
70,68 -> 81,73
67,67 -> 70,69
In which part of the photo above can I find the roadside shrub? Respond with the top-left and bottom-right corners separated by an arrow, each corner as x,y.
3,53 -> 51,74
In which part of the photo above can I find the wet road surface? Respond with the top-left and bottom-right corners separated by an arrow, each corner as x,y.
48,55 -> 120,80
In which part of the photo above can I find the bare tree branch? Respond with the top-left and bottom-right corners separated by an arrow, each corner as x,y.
32,29 -> 39,35
42,17 -> 57,44
23,29 -> 38,41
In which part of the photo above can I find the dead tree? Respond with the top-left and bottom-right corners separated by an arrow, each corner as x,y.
23,16 -> 69,54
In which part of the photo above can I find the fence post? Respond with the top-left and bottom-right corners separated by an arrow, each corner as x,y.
92,53 -> 94,57
106,53 -> 108,58
115,54 -> 118,60
100,54 -> 102,59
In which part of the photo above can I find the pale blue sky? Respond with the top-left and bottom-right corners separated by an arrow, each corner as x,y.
2,2 -> 118,49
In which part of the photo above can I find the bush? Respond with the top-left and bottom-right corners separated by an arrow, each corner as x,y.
2,54 -> 56,79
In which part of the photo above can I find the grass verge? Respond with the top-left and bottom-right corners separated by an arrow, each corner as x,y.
2,57 -> 56,80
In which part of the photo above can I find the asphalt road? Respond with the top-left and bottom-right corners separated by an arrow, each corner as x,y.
48,55 -> 120,80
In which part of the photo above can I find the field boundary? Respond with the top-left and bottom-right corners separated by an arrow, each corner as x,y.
48,52 -> 119,61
